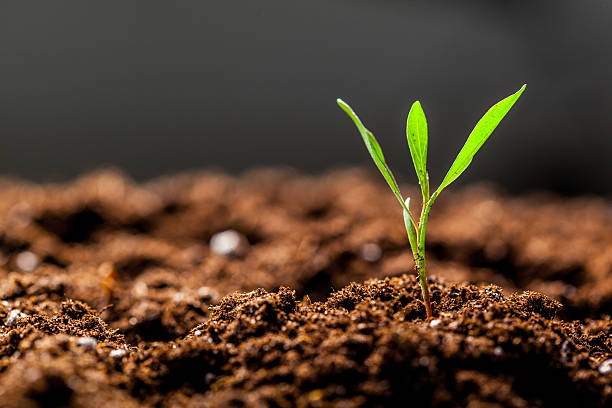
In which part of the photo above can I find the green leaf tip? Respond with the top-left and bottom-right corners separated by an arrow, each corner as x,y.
437,84 -> 526,193
337,97 -> 409,213
406,100 -> 429,200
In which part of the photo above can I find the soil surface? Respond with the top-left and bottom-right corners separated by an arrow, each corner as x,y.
0,168 -> 610,407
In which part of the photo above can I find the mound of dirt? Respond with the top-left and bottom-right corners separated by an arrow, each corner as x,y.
0,169 -> 610,407
2,277 -> 611,407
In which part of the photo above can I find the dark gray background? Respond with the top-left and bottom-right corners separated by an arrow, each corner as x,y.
1,1 -> 611,195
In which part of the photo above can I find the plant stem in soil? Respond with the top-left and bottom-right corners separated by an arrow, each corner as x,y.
404,194 -> 436,319
417,193 -> 437,319
416,248 -> 432,319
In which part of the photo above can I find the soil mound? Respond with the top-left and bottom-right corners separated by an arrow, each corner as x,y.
2,277 -> 611,407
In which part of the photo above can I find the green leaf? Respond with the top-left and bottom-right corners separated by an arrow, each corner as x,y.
403,197 -> 418,258
337,98 -> 408,211
406,101 -> 429,200
438,84 -> 526,193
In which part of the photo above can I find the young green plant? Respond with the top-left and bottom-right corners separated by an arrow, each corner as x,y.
337,84 -> 526,319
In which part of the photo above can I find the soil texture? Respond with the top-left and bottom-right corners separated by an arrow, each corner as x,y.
0,168 -> 610,407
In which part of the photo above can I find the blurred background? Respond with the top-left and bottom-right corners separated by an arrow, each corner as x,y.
1,1 -> 610,195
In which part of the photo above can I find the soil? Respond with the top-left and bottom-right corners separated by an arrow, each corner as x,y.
0,168 -> 610,407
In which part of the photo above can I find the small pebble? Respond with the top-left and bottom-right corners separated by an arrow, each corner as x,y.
429,319 -> 442,328
109,349 -> 127,359
76,337 -> 98,351
173,292 -> 185,303
360,243 -> 382,262
209,230 -> 249,257
6,310 -> 28,326
494,346 -> 504,356
194,330 -> 202,336
599,359 -> 612,375
16,251 -> 39,272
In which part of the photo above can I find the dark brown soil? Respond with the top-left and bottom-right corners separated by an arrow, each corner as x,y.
0,168 -> 610,407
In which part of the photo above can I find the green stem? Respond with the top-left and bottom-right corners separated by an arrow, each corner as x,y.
415,190 -> 439,320
415,249 -> 432,319
419,190 -> 438,252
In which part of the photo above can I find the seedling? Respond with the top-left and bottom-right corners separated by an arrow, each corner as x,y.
337,85 -> 526,319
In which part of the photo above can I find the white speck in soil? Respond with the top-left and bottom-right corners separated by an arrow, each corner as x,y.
484,287 -> 504,301
209,230 -> 249,257
598,359 -> 612,375
197,286 -> 219,302
194,330 -> 202,336
16,251 -> 39,272
133,281 -> 148,296
429,319 -> 442,328
76,337 -> 98,350
128,317 -> 138,325
1,301 -> 9,307
6,310 -> 28,326
494,346 -> 504,356
109,349 -> 127,359
360,243 -> 382,262
561,340 -> 573,362
173,292 -> 185,303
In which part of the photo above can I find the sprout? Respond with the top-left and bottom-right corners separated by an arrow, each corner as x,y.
337,84 -> 526,319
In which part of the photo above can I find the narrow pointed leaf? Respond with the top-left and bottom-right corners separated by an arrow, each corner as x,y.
438,84 -> 526,193
403,197 -> 418,258
406,101 -> 429,199
337,99 -> 407,211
